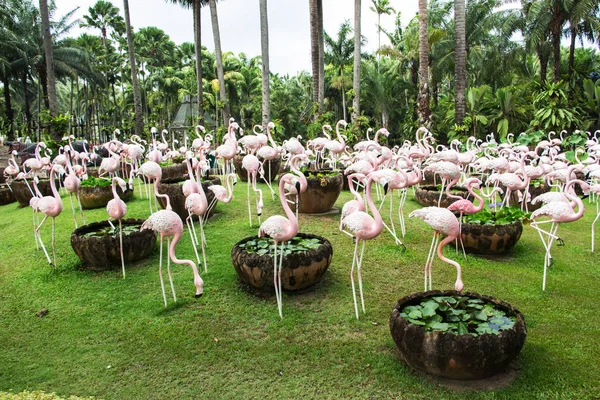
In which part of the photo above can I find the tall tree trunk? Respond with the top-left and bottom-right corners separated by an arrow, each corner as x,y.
22,73 -> 32,133
351,0 -> 361,124
454,0 -> 466,125
568,26 -> 577,83
259,0 -> 271,126
317,0 -> 325,112
309,0 -> 319,112
39,0 -> 58,139
123,0 -> 144,136
209,0 -> 230,126
341,78 -> 347,122
193,0 -> 204,123
418,0 -> 431,127
2,75 -> 14,139
539,49 -> 548,85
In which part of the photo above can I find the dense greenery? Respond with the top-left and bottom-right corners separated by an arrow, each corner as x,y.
79,176 -> 112,187
463,206 -> 530,225
1,179 -> 599,398
238,236 -> 324,255
400,295 -> 517,336
1,0 -> 599,145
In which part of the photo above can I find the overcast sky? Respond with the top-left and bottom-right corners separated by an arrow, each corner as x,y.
55,0 -> 419,76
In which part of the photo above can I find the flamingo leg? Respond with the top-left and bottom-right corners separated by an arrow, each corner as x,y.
277,241 -> 285,318
51,217 -> 57,267
458,214 -> 467,260
33,210 -> 39,251
119,219 -> 125,278
399,189 -> 407,237
159,237 -> 168,307
437,179 -> 446,207
430,234 -> 440,290
189,213 -> 200,249
36,215 -> 52,265
350,238 -> 360,319
272,240 -> 281,318
357,240 -> 367,314
247,179 -> 252,227
166,237 -> 177,302
69,193 -> 78,228
424,234 -> 437,291
199,219 -> 207,274
186,215 -> 201,267
76,193 -> 85,225
592,211 -> 600,252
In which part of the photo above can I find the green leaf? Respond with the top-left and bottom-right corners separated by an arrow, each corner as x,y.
431,322 -> 449,332
408,310 -> 422,319
457,322 -> 469,335
474,310 -> 488,321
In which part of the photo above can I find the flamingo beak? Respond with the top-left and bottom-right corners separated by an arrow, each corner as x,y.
383,183 -> 389,195
195,293 -> 203,298
295,181 -> 301,192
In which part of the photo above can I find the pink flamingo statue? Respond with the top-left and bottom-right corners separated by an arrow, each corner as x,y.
185,176 -> 209,273
141,209 -> 204,306
447,177 -> 484,259
205,173 -> 237,220
36,164 -> 65,267
63,149 -> 85,228
530,179 -> 588,290
341,173 -> 384,319
339,173 -> 366,237
258,173 -> 300,318
409,207 -> 464,292
137,161 -> 170,213
107,177 -> 128,278
324,120 -> 347,171
242,153 -> 264,227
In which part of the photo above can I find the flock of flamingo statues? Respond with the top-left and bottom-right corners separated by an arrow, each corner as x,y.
3,121 -> 600,317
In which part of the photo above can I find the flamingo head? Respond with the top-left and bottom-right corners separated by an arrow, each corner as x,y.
114,177 -> 127,192
194,274 -> 204,298
455,278 -> 464,292
196,125 -> 206,134
151,127 -> 157,135
267,121 -> 275,130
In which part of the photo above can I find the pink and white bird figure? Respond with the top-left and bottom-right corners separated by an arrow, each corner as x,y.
339,173 -> 366,236
341,173 -> 384,319
141,209 -> 204,307
258,173 -> 301,318
409,207 -> 464,293
206,173 -> 237,220
36,164 -> 65,267
107,177 -> 128,278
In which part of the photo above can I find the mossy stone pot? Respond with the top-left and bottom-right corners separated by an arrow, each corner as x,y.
233,154 -> 281,183
390,290 -> 527,380
231,233 -> 333,292
70,218 -> 157,271
293,172 -> 343,214
79,184 -> 134,209
501,182 -> 551,211
460,220 -> 523,255
156,176 -> 220,222
12,178 -> 57,207
0,183 -> 16,205
415,185 -> 470,208
160,161 -> 187,181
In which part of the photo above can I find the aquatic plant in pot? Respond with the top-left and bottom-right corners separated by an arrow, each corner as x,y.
459,206 -> 527,255
292,169 -> 343,214
78,176 -> 134,209
231,233 -> 333,292
390,290 -> 527,380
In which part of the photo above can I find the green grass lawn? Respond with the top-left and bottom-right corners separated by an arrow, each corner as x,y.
1,179 -> 599,399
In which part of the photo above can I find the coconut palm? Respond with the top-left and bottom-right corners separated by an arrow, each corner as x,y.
418,0 -> 431,127
259,0 -> 270,126
39,0 -> 58,135
351,0 -> 361,124
122,0 -> 143,135
369,0 -> 395,70
324,21 -> 354,121
208,0 -> 230,126
454,0 -> 466,125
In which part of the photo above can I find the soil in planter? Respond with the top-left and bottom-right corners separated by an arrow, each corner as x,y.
231,233 -> 333,292
79,184 -> 134,209
390,290 -> 527,380
0,183 -> 16,205
415,185 -> 470,208
156,176 -> 220,222
70,218 -> 157,271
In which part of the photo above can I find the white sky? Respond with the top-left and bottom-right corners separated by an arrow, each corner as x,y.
55,0 -> 419,76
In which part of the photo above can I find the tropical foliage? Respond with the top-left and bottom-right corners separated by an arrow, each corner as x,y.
0,0 -> 599,145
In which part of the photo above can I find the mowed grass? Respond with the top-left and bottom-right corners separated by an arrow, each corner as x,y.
1,178 -> 599,399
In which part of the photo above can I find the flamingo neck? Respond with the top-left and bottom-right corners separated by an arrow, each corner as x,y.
225,174 -> 235,202
469,183 -> 485,212
49,168 -> 60,201
365,177 -> 382,231
437,235 -> 463,291
111,178 -> 119,199
279,178 -> 297,229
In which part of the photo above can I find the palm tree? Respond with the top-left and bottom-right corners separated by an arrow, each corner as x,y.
166,0 -> 207,122
39,0 -> 59,136
454,0 -> 466,125
369,0 -> 395,70
309,0 -> 324,113
208,0 -> 230,127
566,0 -> 600,83
259,0 -> 270,126
324,21 -> 353,121
351,0 -> 361,124
122,0 -> 143,135
418,0 -> 431,127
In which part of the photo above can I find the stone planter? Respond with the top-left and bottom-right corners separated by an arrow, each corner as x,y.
500,181 -> 552,211
12,178 -> 56,207
415,185 -> 470,208
233,154 -> 281,183
231,233 -> 333,292
459,220 -> 523,255
70,218 -> 157,271
0,183 -> 16,205
390,290 -> 527,380
79,184 -> 134,209
292,172 -> 343,214
160,162 -> 187,181
156,176 -> 220,222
